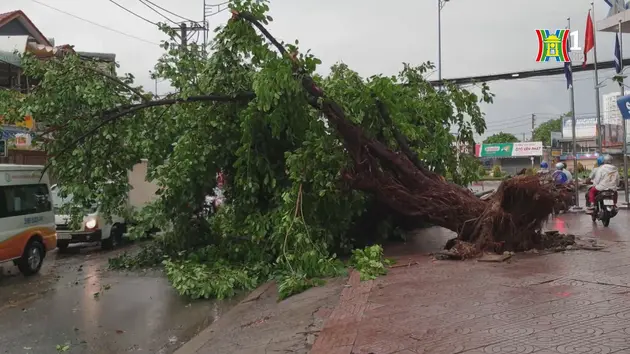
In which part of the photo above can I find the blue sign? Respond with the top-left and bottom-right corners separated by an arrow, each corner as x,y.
616,94 -> 630,120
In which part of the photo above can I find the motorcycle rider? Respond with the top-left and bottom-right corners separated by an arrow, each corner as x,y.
585,156 -> 605,207
561,162 -> 573,182
587,154 -> 619,212
538,161 -> 549,175
552,162 -> 571,184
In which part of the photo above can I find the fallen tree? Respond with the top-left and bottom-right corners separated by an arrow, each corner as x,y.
227,10 -> 556,252
2,1 -> 557,298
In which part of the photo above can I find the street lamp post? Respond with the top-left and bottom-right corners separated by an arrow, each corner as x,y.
438,0 -> 449,83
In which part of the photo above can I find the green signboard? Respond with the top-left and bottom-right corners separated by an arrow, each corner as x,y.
479,143 -> 513,157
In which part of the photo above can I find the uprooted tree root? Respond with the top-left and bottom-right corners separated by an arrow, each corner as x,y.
457,175 -> 557,253
439,230 -> 587,260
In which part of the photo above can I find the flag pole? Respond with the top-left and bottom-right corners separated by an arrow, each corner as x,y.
592,3 -> 604,153
569,17 -> 580,209
620,19 -> 628,204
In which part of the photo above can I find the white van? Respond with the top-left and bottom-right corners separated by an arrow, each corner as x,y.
0,164 -> 57,276
52,160 -> 159,250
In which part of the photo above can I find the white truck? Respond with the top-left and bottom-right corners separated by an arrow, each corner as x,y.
52,160 -> 159,250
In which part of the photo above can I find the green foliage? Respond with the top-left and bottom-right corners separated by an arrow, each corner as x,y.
533,117 -> 563,146
164,258 -> 258,299
108,242 -> 166,269
350,245 -> 393,281
477,164 -> 487,177
6,0 -> 492,299
491,165 -> 503,177
483,132 -> 519,144
278,273 -> 326,300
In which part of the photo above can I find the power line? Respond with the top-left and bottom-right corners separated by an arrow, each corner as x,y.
205,1 -> 230,7
30,0 -> 160,46
206,6 -> 229,17
137,0 -> 178,25
107,0 -> 158,26
142,0 -> 195,22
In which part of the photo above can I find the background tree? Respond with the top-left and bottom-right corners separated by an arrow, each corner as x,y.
532,113 -> 567,146
483,132 -> 519,144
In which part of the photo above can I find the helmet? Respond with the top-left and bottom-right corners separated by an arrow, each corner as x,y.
540,161 -> 549,169
596,156 -> 605,166
603,154 -> 613,164
555,162 -> 564,170
552,170 -> 568,184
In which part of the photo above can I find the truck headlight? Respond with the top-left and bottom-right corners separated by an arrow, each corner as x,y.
85,218 -> 97,229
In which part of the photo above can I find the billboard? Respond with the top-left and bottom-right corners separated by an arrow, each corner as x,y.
477,142 -> 543,158
512,142 -> 543,156
603,92 -> 622,125
562,116 -> 597,138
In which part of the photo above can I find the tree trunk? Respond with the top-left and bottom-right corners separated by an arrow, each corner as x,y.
319,99 -> 555,252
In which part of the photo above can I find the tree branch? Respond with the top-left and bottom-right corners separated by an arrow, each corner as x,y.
371,94 -> 436,178
41,92 -> 256,177
82,65 -> 150,103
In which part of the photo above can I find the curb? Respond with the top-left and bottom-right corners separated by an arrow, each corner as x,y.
310,270 -> 373,354
173,281 -> 275,354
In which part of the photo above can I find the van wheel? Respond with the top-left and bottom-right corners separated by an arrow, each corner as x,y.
17,239 -> 45,276
101,225 -> 124,250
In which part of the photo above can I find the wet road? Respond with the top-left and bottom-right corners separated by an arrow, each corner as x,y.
0,244 -> 240,354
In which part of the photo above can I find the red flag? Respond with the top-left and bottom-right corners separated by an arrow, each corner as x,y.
583,10 -> 595,68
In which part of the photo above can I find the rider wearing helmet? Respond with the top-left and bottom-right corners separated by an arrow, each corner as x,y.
585,156 -> 604,204
552,162 -> 571,184
588,154 -> 619,211
539,161 -> 549,174
560,162 -> 573,182
585,155 -> 606,207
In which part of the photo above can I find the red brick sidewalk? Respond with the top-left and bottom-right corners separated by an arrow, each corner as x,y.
311,214 -> 630,354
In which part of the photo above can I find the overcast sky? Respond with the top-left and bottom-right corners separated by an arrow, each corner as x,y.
5,0 -> 628,140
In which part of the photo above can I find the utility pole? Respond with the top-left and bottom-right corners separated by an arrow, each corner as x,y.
170,21 -> 205,51
522,133 -> 526,142
180,22 -> 187,49
531,114 -> 536,141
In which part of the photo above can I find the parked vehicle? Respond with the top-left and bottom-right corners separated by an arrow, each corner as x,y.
591,189 -> 618,227
0,164 -> 56,275
53,160 -> 159,251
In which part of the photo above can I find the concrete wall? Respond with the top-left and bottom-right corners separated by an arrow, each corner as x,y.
127,160 -> 159,208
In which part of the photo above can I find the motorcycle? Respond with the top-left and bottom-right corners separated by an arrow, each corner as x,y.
590,189 -> 618,227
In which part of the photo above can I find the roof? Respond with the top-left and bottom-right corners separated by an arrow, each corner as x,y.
76,51 -> 116,62
0,11 -> 18,23
0,10 -> 51,46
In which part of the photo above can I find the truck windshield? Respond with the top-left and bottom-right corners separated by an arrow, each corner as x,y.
51,189 -> 98,214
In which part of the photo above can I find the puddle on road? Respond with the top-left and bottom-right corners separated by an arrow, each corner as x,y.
0,244 -> 243,354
